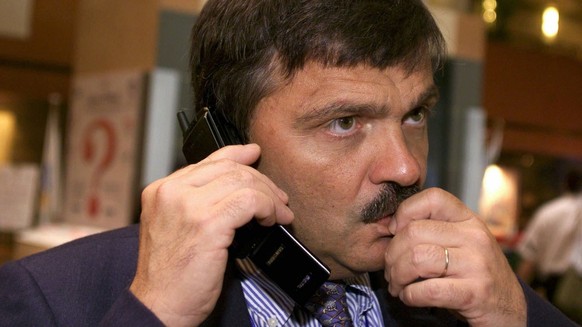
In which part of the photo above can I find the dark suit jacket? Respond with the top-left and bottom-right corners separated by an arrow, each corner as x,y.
0,225 -> 576,326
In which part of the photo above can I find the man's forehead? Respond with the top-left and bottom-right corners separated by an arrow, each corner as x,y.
277,59 -> 434,85
278,61 -> 436,97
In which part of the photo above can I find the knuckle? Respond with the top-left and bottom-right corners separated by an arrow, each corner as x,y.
153,180 -> 178,202
215,158 -> 238,170
423,281 -> 441,301
233,169 -> 255,185
384,248 -> 396,265
410,245 -> 426,268
227,190 -> 251,211
459,284 -> 479,309
424,187 -> 443,203
403,220 -> 423,239
471,227 -> 494,247
141,178 -> 167,201
141,183 -> 156,202
141,179 -> 177,208
384,251 -> 394,267
238,187 -> 259,204
221,166 -> 255,188
224,188 -> 259,218
400,287 -> 413,303
473,253 -> 490,272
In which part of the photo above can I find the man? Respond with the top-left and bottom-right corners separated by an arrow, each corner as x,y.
517,169 -> 582,303
554,206 -> 582,324
0,0 -> 575,326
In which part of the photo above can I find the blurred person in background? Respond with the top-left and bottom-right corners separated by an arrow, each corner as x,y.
553,214 -> 582,325
517,169 -> 582,303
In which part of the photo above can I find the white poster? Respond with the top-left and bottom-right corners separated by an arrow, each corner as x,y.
0,164 -> 40,231
63,71 -> 145,229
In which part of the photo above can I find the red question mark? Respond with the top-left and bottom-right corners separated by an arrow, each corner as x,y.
82,119 -> 116,218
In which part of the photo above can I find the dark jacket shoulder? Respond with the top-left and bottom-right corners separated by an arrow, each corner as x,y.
0,225 -> 142,326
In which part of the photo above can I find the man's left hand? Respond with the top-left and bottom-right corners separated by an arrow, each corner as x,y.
384,187 -> 526,327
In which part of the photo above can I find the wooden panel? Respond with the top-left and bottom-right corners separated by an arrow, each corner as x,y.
0,66 -> 70,98
0,0 -> 77,66
483,42 -> 582,158
73,0 -> 159,74
501,126 -> 582,159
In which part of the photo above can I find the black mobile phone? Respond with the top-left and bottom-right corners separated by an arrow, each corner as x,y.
177,108 -> 330,305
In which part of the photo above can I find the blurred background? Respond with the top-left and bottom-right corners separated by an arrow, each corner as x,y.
0,0 -> 580,309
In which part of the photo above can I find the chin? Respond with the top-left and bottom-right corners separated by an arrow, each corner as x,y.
328,252 -> 386,279
327,234 -> 392,278
351,247 -> 388,275
363,258 -> 386,273
364,238 -> 391,269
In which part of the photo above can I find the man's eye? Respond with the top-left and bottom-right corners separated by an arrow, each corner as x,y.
405,107 -> 427,125
329,117 -> 357,135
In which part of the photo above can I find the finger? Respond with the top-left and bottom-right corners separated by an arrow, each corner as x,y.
385,219 -> 493,278
389,187 -> 476,235
206,187 -> 294,229
145,143 -> 264,205
398,278 -> 485,313
187,173 -> 295,225
387,244 -> 455,296
169,144 -> 261,179
145,184 -> 293,255
386,219 -> 468,260
192,163 -> 289,203
191,160 -> 288,202
142,167 -> 294,228
177,148 -> 289,203
203,143 -> 262,165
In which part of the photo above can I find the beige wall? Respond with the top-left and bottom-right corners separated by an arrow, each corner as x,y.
73,0 -> 160,74
0,0 -> 76,98
0,0 -> 77,66
484,42 -> 582,158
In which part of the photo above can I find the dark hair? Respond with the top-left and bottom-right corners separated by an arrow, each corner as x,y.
190,0 -> 446,139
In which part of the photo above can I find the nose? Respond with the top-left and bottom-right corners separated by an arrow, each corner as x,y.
368,127 -> 423,187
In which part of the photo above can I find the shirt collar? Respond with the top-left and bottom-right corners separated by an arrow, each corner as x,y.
237,258 -> 378,325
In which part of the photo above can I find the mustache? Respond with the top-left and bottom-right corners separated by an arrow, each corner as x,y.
360,183 -> 420,224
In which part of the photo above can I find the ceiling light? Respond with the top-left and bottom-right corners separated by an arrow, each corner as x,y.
542,6 -> 559,40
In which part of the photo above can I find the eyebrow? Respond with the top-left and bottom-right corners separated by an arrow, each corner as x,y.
412,84 -> 440,109
295,102 -> 385,128
295,83 -> 440,127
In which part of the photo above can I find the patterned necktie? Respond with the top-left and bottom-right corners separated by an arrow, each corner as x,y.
304,281 -> 354,327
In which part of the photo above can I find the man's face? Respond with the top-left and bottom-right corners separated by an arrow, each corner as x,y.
249,61 -> 438,279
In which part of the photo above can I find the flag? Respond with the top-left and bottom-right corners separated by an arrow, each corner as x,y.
38,93 -> 63,225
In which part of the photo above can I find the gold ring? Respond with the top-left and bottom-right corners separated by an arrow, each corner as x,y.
440,247 -> 449,278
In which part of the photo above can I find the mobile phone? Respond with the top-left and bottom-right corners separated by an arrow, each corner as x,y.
178,108 -> 330,305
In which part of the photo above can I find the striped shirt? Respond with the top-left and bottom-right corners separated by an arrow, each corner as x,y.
237,258 -> 385,327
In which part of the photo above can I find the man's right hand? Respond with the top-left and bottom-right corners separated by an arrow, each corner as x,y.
129,144 -> 294,327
